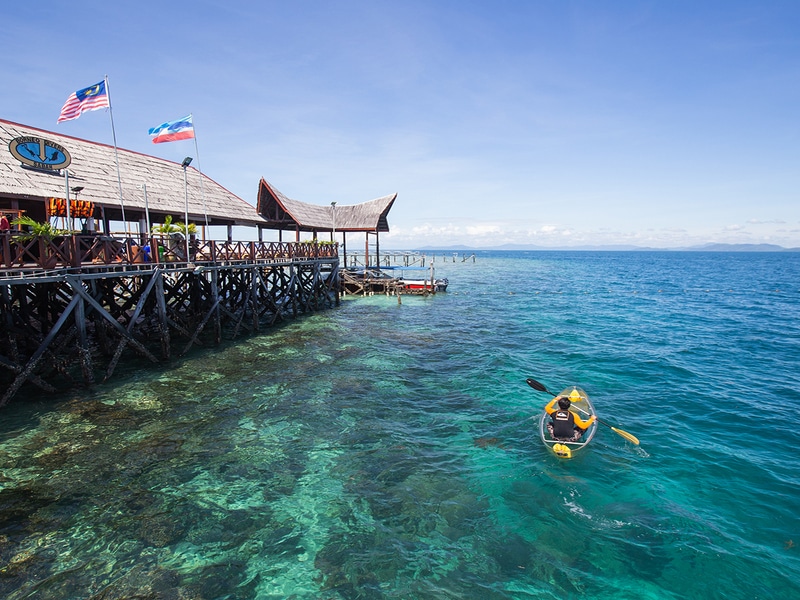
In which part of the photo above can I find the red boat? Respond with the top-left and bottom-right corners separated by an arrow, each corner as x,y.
399,277 -> 448,292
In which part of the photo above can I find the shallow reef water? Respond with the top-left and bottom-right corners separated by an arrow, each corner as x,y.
1,251 -> 800,598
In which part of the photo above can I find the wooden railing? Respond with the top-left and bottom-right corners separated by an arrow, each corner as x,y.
0,231 -> 338,270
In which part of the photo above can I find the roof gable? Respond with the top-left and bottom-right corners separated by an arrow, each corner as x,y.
257,178 -> 396,233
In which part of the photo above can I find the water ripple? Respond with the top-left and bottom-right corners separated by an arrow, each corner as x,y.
1,252 -> 800,598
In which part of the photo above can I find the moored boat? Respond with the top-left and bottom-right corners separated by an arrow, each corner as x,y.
539,386 -> 598,458
381,265 -> 448,292
399,277 -> 448,292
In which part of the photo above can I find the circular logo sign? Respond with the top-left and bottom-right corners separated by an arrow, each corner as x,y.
9,136 -> 71,171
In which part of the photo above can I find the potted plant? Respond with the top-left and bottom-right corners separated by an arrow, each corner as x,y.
150,217 -> 198,261
152,216 -> 182,261
151,215 -> 181,235
12,216 -> 73,268
177,221 -> 198,261
12,215 -> 72,242
176,221 -> 197,236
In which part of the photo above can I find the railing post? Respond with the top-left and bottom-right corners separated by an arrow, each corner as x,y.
1,232 -> 10,268
152,235 -> 161,264
70,235 -> 80,268
38,237 -> 47,269
146,234 -> 154,264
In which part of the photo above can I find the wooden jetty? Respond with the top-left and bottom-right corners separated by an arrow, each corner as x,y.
342,250 -> 477,269
0,234 -> 338,406
0,118 -> 409,407
340,265 -> 447,296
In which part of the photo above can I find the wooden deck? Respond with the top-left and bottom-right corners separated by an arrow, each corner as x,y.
0,233 -> 340,407
0,231 -> 337,273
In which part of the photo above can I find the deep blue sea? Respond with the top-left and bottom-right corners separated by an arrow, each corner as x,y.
1,251 -> 799,599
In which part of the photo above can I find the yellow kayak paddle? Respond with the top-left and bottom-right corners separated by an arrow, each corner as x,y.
526,377 -> 640,446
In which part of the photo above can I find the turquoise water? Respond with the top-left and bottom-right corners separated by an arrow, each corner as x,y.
1,251 -> 799,598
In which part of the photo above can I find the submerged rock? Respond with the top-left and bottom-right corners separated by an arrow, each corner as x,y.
473,436 -> 505,449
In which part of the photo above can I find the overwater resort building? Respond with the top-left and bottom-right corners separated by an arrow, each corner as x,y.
0,118 -> 401,406
0,118 -> 396,259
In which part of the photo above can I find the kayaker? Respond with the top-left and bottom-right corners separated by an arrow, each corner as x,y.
545,396 -> 596,441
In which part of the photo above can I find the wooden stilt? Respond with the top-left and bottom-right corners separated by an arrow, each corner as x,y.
0,254 -> 339,406
1,295 -> 80,407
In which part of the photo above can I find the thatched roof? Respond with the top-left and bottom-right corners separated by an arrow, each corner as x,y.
0,118 -> 265,226
257,178 -> 396,233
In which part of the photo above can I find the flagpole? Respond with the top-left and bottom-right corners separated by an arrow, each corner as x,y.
104,75 -> 127,235
141,183 -> 151,238
64,169 -> 71,229
182,160 -> 191,264
190,114 -> 210,231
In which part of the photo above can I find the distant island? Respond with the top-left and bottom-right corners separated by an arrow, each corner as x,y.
410,243 -> 800,252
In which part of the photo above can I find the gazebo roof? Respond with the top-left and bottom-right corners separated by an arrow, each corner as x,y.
256,178 -> 396,233
0,118 -> 265,226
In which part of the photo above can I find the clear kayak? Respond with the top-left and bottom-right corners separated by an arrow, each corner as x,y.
539,386 -> 598,458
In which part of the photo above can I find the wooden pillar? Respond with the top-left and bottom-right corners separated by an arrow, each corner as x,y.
154,271 -> 171,359
212,268 -> 221,343
138,218 -> 148,244
0,254 -> 341,407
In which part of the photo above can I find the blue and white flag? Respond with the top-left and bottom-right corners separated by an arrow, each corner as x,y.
148,115 -> 194,143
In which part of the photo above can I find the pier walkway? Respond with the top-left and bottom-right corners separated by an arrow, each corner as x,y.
0,232 -> 339,407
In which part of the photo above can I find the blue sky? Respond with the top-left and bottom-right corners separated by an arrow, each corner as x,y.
4,1 -> 799,248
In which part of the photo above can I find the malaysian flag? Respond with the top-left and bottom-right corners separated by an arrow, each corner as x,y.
148,115 -> 195,143
57,80 -> 110,123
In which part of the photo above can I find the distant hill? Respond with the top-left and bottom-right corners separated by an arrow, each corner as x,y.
686,243 -> 798,252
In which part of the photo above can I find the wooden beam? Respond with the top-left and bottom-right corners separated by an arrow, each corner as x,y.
1,295 -> 80,407
67,277 -> 159,363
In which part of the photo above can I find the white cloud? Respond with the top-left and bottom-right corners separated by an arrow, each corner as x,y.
4,3 -> 800,249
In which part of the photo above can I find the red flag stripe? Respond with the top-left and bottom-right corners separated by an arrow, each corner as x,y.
57,83 -> 110,123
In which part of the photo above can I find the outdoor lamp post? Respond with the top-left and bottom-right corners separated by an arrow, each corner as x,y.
181,157 -> 193,263
70,186 -> 84,232
331,201 -> 337,242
